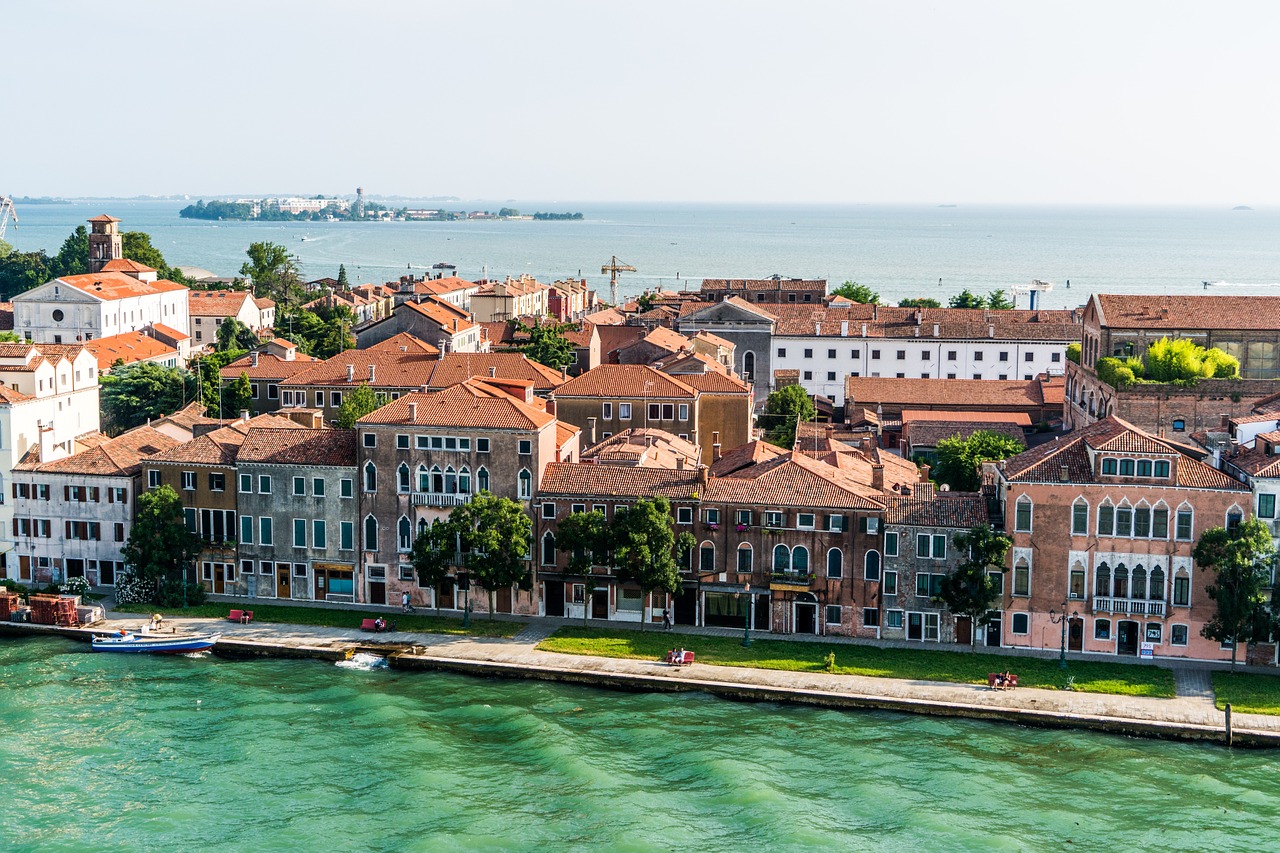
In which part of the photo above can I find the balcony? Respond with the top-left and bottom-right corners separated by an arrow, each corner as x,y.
769,571 -> 813,591
411,492 -> 469,507
1091,597 -> 1166,617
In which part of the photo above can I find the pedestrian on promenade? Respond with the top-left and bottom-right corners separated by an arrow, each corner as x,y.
662,608 -> 672,630
402,591 -> 414,614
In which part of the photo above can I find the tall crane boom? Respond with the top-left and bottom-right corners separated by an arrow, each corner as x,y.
0,196 -> 17,242
601,255 -> 636,306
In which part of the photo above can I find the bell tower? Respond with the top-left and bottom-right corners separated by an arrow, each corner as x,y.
87,215 -> 123,273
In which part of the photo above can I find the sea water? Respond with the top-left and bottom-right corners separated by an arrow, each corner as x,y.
0,636 -> 1277,852
10,200 -> 1280,309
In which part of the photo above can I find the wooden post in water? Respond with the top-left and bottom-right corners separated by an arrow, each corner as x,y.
1225,703 -> 1233,747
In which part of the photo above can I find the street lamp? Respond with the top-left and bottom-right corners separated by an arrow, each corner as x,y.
1048,601 -> 1078,670
459,571 -> 472,629
741,582 -> 752,647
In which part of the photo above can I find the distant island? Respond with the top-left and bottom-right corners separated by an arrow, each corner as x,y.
12,196 -> 69,205
180,199 -> 584,223
1233,205 -> 1253,211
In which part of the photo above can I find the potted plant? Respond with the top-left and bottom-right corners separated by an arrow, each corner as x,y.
735,523 -> 748,533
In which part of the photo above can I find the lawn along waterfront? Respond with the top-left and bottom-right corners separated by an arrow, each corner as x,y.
112,602 -> 522,638
538,627 -> 1177,698
1212,672 -> 1280,716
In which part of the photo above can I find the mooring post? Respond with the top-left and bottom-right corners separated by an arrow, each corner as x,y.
1225,702 -> 1233,747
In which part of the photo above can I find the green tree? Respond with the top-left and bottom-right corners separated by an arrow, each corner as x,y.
0,237 -> 12,258
335,383 -> 381,428
100,361 -> 200,435
521,321 -> 575,371
1066,342 -> 1081,364
0,250 -> 54,298
897,297 -> 941,308
452,492 -> 533,620
763,385 -> 816,449
832,281 -> 880,304
122,231 -> 187,283
192,349 -> 246,414
555,509 -> 610,625
216,317 -> 259,352
1195,518 -> 1277,671
934,430 -> 1026,491
51,226 -> 89,278
986,289 -> 1015,310
225,371 -> 253,418
949,289 -> 985,309
337,264 -> 350,289
937,526 -> 1013,646
613,497 -> 686,630
1145,337 -> 1239,382
241,241 -> 303,305
411,520 -> 458,616
121,485 -> 202,601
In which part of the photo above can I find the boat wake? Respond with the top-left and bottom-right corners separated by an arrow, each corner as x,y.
336,652 -> 388,670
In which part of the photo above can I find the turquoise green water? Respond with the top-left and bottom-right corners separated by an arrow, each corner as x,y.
1,637 -> 1278,852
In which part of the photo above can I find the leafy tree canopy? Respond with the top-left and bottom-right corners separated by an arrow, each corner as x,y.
1097,337 -> 1240,388
832,281 -> 880,304
897,297 -> 941,308
949,289 -> 986,309
452,492 -> 533,619
335,383 -> 381,429
412,520 -> 458,612
121,485 -> 202,596
934,430 -> 1026,491
224,371 -> 253,419
1194,518 -> 1277,670
53,226 -> 89,278
100,361 -> 200,435
937,526 -> 1013,645
613,496 -> 686,623
763,385 -> 816,449
216,317 -> 259,352
521,321 -> 575,371
240,241 -> 302,304
986,289 -> 1015,310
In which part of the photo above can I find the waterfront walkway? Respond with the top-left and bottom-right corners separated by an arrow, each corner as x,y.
10,604 -> 1277,748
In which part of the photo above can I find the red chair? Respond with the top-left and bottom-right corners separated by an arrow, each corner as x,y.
227,609 -> 244,623
241,611 -> 254,624
360,618 -> 379,632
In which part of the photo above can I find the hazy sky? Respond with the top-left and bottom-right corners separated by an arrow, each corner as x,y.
9,1 -> 1280,203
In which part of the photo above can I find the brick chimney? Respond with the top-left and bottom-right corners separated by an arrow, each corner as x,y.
546,398 -> 557,417
700,465 -> 709,489
408,402 -> 417,421
919,463 -> 931,483
871,462 -> 885,492
713,443 -> 722,461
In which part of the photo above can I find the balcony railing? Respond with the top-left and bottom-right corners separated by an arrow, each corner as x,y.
1091,597 -> 1166,616
410,492 -> 469,507
769,571 -> 813,588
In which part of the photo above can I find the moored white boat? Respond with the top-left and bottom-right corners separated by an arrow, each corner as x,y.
91,631 -> 220,654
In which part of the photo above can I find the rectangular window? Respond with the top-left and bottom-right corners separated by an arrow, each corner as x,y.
803,371 -> 814,381
518,440 -> 532,455
603,402 -> 613,420
340,522 -> 354,551
777,348 -> 786,358
1171,624 -> 1188,646
737,547 -> 752,574
660,403 -> 674,420
1072,503 -> 1088,535
1119,459 -> 1135,476
988,571 -> 1004,594
827,514 -> 844,533
860,607 -> 877,627
871,349 -> 881,360
1012,613 -> 1029,634
1013,564 -> 1030,596
1115,507 -> 1132,537
259,475 -> 272,494
931,535 -> 946,559
1136,460 -> 1152,477
704,508 -> 720,525
1095,619 -> 1111,640
974,351 -> 983,361
648,403 -> 661,421
293,477 -> 306,496
1153,460 -> 1170,478
896,350 -> 906,360
363,433 -> 376,448
677,507 -> 693,525
618,403 -> 631,420
1025,352 -> 1034,362
397,434 -> 410,449
332,391 -> 342,407
1014,500 -> 1031,532
1173,576 -> 1190,606
209,473 -> 225,492
313,520 -> 326,549
181,471 -> 196,491
916,573 -> 930,597
999,351 -> 1009,362
1102,458 -> 1118,475
884,531 -> 899,556
736,509 -> 751,526
1098,505 -> 1114,536
340,478 -> 353,498
883,571 -> 898,596
797,513 -> 815,529
239,474 -> 253,493
184,507 -> 197,533
1134,507 -> 1151,538
240,515 -> 254,544
542,503 -> 556,519
916,533 -> 930,556
1261,494 -> 1276,519
148,470 -> 161,488
415,435 -> 429,450
765,511 -> 784,528
886,609 -> 903,629
313,478 -> 325,497
1070,570 -> 1085,599
678,403 -> 689,420
1176,510 -> 1193,540
260,517 -> 273,545
1152,508 -> 1169,538
293,518 -> 306,548
804,348 -> 814,359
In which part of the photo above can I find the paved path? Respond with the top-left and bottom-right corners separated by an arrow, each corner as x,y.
76,609 -> 1279,744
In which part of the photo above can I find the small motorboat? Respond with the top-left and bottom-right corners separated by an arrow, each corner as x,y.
91,630 -> 220,654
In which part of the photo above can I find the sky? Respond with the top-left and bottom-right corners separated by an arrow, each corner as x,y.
7,1 -> 1280,204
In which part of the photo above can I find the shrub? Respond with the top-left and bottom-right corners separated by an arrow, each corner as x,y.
154,578 -> 207,608
1065,342 -> 1081,364
61,576 -> 91,596
114,569 -> 155,605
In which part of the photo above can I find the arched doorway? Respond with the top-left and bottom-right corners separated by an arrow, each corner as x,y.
794,592 -> 819,635
742,350 -> 756,382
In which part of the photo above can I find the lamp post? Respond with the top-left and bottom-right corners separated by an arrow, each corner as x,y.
1048,600 -> 1078,670
742,582 -> 752,647
459,571 -> 472,629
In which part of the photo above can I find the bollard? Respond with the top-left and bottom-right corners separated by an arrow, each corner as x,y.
1225,702 -> 1233,747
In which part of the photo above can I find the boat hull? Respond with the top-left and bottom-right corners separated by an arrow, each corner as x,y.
91,634 -> 220,654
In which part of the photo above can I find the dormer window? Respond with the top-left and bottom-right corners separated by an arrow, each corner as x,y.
1136,460 -> 1152,477
1153,460 -> 1170,478
1118,459 -> 1135,476
1101,458 -> 1117,475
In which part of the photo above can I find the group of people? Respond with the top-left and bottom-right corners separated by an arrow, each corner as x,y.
993,670 -> 1016,689
667,647 -> 689,666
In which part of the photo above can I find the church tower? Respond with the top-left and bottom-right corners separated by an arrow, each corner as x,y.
87,215 -> 123,273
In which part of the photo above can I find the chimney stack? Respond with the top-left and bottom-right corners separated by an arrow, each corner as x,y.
408,402 -> 418,421
546,398 -> 557,417
919,463 -> 931,483
251,351 -> 259,367
676,456 -> 685,470
560,366 -> 568,381
871,462 -> 885,492
587,416 -> 597,444
240,410 -> 249,422
368,364 -> 376,383
347,364 -> 355,382
713,443 -> 722,461
933,323 -> 939,338
489,366 -> 497,378
700,465 -> 709,489
1060,464 -> 1070,483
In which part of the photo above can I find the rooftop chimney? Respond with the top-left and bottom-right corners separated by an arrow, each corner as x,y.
251,351 -> 259,367
489,366 -> 497,378
914,309 -> 922,326
676,456 -> 685,470
368,364 -> 376,383
347,364 -> 355,382
1060,464 -> 1070,483
700,465 -> 709,489
841,320 -> 849,336
861,323 -> 868,337
871,462 -> 885,492
561,366 -> 568,381
546,399 -> 557,417
588,416 -> 597,445
988,325 -> 995,338
240,410 -> 249,422
919,463 -> 931,483
409,402 -> 418,421
933,323 -> 939,338
713,443 -> 722,461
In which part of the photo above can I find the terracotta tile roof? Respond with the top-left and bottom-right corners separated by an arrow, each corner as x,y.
189,290 -> 255,317
152,401 -> 216,432
764,304 -> 1079,340
420,352 -> 565,391
358,379 -> 556,430
639,325 -> 690,353
236,428 -> 356,466
84,330 -> 177,370
403,297 -> 477,332
145,414 -> 304,466
596,325 -> 647,361
538,462 -> 703,499
88,214 -> 121,223
280,334 -> 442,388
672,370 -> 751,394
555,365 -> 696,399
562,323 -> 596,348
255,297 -> 275,309
901,410 -> 1033,427
52,272 -> 187,300
710,440 -> 789,475
702,279 -> 827,292
0,302 -> 12,331
886,494 -> 988,528
220,348 -> 319,380
691,330 -> 733,349
150,323 -> 189,342
658,350 -> 729,376
705,451 -> 885,510
1226,444 -> 1280,478
1094,294 -> 1280,331
845,376 -> 1053,409
100,258 -> 156,274
16,426 -> 180,475
584,307 -> 626,325
1001,416 -> 1248,490
904,420 -> 1026,449
480,321 -> 524,347
582,428 -> 702,469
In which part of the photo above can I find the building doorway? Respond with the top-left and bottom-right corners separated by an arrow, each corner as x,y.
544,580 -> 564,617
1069,617 -> 1084,652
985,613 -> 1002,647
277,566 -> 290,599
955,616 -> 972,645
674,587 -> 698,625
592,588 -> 610,620
794,593 -> 818,635
1118,620 -> 1140,655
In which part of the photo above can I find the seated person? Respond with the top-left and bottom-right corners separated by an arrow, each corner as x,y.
374,617 -> 386,632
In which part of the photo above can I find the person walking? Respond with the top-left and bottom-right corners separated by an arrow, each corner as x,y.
401,590 -> 414,614
662,607 -> 672,631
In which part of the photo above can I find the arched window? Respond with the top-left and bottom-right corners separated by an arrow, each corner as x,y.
1072,499 -> 1089,535
1149,566 -> 1166,601
518,469 -> 532,499
699,541 -> 715,573
398,516 -> 412,551
541,531 -> 556,565
1014,496 -> 1033,532
1097,501 -> 1114,536
364,515 -> 378,551
1113,564 -> 1129,599
742,350 -> 756,381
477,467 -> 490,493
417,464 -> 429,493
736,543 -> 753,574
417,517 -> 429,538
827,548 -> 844,579
444,466 -> 457,494
1096,562 -> 1111,598
772,544 -> 790,573
363,461 -> 377,492
459,467 -> 472,494
792,546 -> 810,575
1131,565 -> 1147,600
397,463 -> 411,493
431,466 -> 443,493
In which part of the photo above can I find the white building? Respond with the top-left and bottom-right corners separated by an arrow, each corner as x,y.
0,343 -> 103,580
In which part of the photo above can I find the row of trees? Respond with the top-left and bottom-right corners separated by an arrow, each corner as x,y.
831,282 -> 1015,310
0,226 -> 188,297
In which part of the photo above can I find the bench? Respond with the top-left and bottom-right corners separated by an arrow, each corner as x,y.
988,672 -> 1019,690
241,611 -> 254,624
666,651 -> 695,667
361,618 -> 380,632
228,609 -> 244,623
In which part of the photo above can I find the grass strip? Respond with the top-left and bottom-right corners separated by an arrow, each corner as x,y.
538,627 -> 1176,698
113,601 -> 521,638
1211,671 -> 1280,716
